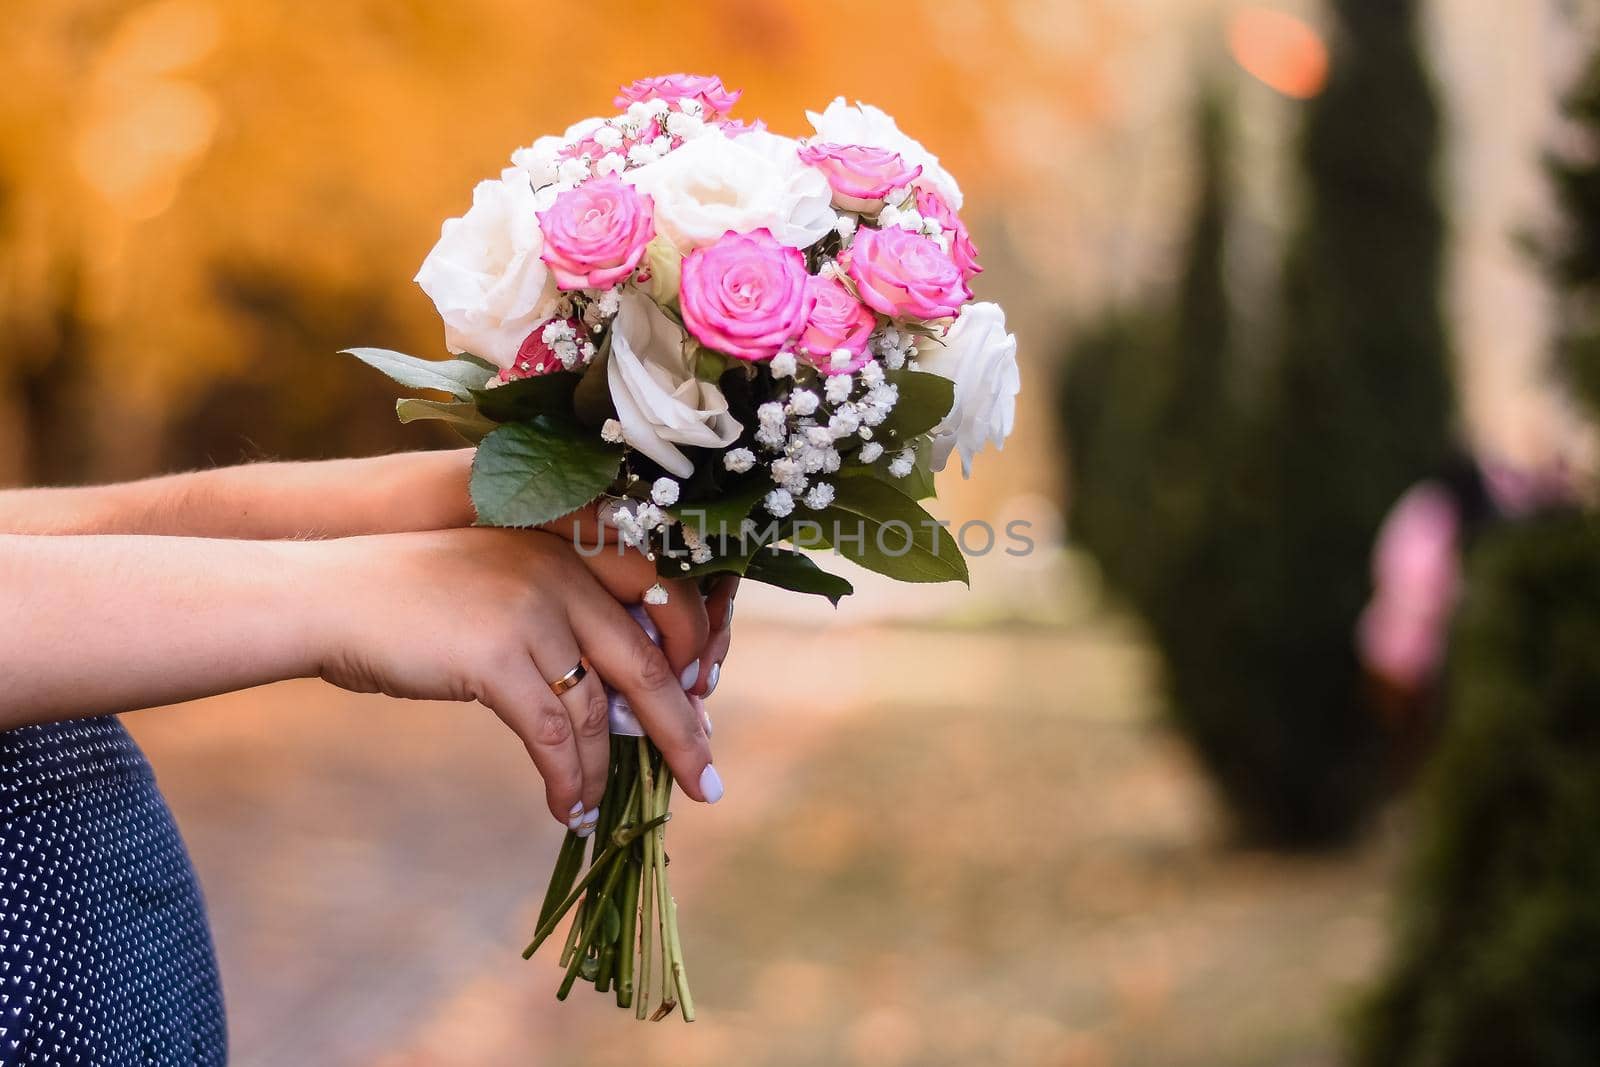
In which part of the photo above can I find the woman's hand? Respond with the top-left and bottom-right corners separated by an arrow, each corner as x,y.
310,527 -> 721,830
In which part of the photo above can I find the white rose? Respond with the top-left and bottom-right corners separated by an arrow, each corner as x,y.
607,290 -> 742,478
624,129 -> 835,252
919,302 -> 1020,476
414,176 -> 558,371
805,98 -> 964,210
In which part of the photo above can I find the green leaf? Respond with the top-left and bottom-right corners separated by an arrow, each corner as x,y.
813,476 -> 969,584
600,900 -> 623,947
342,347 -> 495,400
470,419 -> 622,528
395,397 -> 496,443
470,371 -> 580,423
873,369 -> 954,446
744,547 -> 853,605
847,437 -> 937,501
572,345 -> 616,428
669,480 -> 768,540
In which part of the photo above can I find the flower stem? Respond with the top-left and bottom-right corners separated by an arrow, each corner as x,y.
634,737 -> 657,1020
522,812 -> 668,959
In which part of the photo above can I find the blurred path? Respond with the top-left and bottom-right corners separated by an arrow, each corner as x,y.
127,621 -> 1398,1067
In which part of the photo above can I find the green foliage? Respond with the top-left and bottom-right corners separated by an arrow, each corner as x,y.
470,419 -> 622,528
1060,0 -> 1455,847
1354,515 -> 1600,1067
744,547 -> 854,605
1542,39 -> 1600,421
812,475 -> 969,584
471,371 -> 581,423
395,397 -> 495,442
873,369 -> 956,443
343,347 -> 495,400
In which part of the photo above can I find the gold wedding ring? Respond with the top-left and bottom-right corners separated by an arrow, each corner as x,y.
549,658 -> 590,696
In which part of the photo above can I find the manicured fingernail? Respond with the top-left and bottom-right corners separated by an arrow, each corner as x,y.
576,807 -> 599,837
699,763 -> 724,804
679,660 -> 700,690
689,694 -> 711,736
566,802 -> 584,830
726,599 -> 735,625
705,661 -> 721,697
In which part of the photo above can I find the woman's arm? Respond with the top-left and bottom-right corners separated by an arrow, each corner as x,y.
0,528 -> 721,823
1,449 -> 734,698
0,451 -> 475,538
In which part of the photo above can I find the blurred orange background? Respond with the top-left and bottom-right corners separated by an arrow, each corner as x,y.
0,2 -> 1585,1065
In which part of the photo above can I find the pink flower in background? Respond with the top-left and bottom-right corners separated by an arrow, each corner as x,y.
537,178 -> 655,290
680,228 -> 812,361
1356,482 -> 1463,692
797,142 -> 922,213
615,74 -> 742,117
915,187 -> 982,279
797,275 -> 876,372
840,225 -> 971,321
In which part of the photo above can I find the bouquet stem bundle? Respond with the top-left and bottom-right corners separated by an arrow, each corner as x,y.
523,736 -> 695,1021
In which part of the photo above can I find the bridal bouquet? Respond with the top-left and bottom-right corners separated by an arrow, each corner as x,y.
346,73 -> 1019,1020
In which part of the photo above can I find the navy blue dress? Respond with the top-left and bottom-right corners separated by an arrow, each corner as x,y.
0,717 -> 226,1065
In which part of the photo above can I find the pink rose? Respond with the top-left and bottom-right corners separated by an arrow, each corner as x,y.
797,142 -> 923,213
797,275 -> 876,373
614,74 -> 742,118
502,316 -> 582,381
680,228 -> 813,361
839,225 -> 971,321
537,177 -> 655,291
915,187 -> 981,280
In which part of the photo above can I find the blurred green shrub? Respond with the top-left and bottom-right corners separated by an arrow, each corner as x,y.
1355,25 -> 1600,1064
1061,0 -> 1454,846
1354,515 -> 1600,1067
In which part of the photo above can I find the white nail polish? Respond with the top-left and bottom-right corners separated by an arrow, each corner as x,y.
576,807 -> 599,836
679,660 -> 700,690
566,802 -> 584,831
726,599 -> 735,625
704,661 -> 721,697
699,764 -> 724,804
702,711 -> 713,737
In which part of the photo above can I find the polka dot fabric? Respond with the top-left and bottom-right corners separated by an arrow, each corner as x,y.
0,717 -> 225,1065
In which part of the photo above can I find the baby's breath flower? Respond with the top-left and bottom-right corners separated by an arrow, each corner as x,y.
824,374 -> 854,405
723,447 -> 756,473
787,389 -> 820,417
770,352 -> 798,379
650,477 -> 680,507
859,441 -> 885,463
601,419 -> 625,444
803,483 -> 836,510
643,583 -> 670,606
764,487 -> 795,518
888,448 -> 916,479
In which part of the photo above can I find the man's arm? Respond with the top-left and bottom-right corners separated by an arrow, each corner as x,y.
0,451 -> 475,538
